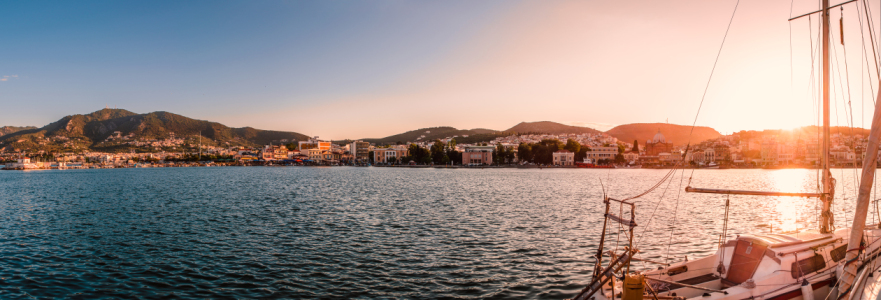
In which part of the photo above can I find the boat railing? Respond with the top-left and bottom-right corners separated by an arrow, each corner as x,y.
685,187 -> 824,198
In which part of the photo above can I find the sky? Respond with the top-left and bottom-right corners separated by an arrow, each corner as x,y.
3,0 -> 881,140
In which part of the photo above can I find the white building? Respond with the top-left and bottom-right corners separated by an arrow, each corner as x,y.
552,150 -> 575,166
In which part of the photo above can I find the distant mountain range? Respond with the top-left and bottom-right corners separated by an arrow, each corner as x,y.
360,127 -> 498,145
0,109 -> 732,152
606,123 -> 721,146
0,109 -> 309,152
0,126 -> 37,138
362,121 -> 721,146
504,121 -> 602,135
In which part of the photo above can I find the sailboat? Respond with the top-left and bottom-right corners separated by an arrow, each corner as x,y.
572,1 -> 881,300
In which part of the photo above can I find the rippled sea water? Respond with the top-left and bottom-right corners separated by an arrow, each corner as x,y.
0,167 -> 875,299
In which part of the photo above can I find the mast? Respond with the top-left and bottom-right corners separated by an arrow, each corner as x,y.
839,2 -> 881,297
820,0 -> 835,234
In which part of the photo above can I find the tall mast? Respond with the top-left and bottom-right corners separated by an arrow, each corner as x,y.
838,0 -> 881,295
819,0 -> 835,234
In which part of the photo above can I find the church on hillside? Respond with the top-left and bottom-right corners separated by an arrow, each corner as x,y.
645,130 -> 673,156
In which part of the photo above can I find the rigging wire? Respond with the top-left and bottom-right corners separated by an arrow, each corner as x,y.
806,14 -> 824,196
830,34 -> 849,227
634,167 -> 679,246
621,166 -> 677,201
832,17 -> 861,229
686,0 -> 740,155
790,0 -> 796,108
664,162 -> 691,264
856,0 -> 878,106
804,14 -> 824,224
860,0 -> 881,69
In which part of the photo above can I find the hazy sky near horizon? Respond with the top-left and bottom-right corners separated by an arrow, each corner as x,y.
3,0 -> 881,140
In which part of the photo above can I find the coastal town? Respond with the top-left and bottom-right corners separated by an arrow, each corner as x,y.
1,127 -> 878,170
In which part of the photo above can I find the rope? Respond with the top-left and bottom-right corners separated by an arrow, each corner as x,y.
719,194 -> 731,250
664,164 -> 690,264
686,0 -> 739,180
687,0 -> 738,137
635,168 -> 679,246
856,1 -> 878,106
860,0 -> 881,70
621,165 -> 678,201
831,23 -> 859,228
789,0 -> 795,108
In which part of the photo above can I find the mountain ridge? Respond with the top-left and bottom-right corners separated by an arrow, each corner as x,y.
0,126 -> 38,138
362,121 -> 723,146
605,123 -> 722,146
0,109 -> 310,152
504,121 -> 602,135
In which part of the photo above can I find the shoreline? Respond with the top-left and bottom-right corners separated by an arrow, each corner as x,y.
0,163 -> 867,171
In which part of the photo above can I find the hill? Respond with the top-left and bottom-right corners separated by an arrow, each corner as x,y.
0,109 -> 309,152
504,121 -> 602,135
605,123 -> 721,146
0,126 -> 37,137
361,126 -> 500,145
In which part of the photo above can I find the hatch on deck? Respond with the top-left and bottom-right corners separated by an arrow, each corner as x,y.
735,231 -> 832,248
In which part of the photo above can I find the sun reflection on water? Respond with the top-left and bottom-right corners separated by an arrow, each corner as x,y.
770,170 -> 814,232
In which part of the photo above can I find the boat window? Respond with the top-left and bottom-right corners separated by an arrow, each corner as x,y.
830,245 -> 847,262
791,255 -> 826,279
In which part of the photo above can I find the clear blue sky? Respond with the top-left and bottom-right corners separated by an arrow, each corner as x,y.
2,1 -> 880,139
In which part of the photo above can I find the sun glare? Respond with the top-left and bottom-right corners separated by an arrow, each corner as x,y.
770,170 -> 811,232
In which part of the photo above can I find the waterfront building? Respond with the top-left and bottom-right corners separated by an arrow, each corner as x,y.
463,145 -> 495,152
831,145 -> 855,165
350,141 -> 370,162
712,144 -> 730,161
552,150 -> 575,166
691,150 -> 705,163
307,148 -> 323,162
322,150 -> 341,163
806,139 -> 820,165
704,147 -> 715,162
584,146 -> 618,162
374,147 -> 408,164
9,157 -> 38,169
658,152 -> 672,163
644,131 -> 673,156
623,151 -> 639,163
462,146 -> 493,166
299,138 -> 331,152
340,152 -> 354,163
261,145 -> 288,161
760,140 -> 778,165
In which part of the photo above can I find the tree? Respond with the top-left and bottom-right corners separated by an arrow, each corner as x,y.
576,147 -> 588,162
564,139 -> 581,154
615,154 -> 625,164
533,144 -> 550,165
518,143 -> 532,163
368,151 -> 374,164
431,140 -> 446,164
632,140 -> 639,153
285,143 -> 297,151
495,144 -> 506,164
535,139 -> 563,164
505,147 -> 515,164
618,144 -> 625,153
447,148 -> 461,165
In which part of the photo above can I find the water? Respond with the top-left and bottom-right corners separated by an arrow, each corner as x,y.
0,167 -> 874,299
